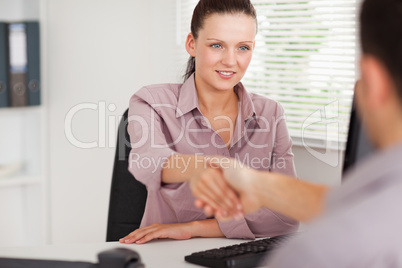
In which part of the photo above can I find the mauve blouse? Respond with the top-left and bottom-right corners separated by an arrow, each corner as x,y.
127,74 -> 299,239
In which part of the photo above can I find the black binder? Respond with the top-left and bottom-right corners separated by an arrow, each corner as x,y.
0,22 -> 9,108
26,22 -> 40,106
8,23 -> 28,107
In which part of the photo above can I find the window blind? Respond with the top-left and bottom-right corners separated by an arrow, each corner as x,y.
178,0 -> 358,149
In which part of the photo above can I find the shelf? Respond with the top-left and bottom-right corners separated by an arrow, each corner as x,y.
0,175 -> 42,188
0,105 -> 44,116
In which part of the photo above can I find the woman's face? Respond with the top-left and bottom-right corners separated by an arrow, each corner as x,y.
186,13 -> 256,92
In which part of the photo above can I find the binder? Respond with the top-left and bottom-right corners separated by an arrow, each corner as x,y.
0,22 -> 9,108
26,22 -> 40,106
8,23 -> 28,107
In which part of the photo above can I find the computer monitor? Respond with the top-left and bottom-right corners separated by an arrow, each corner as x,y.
342,98 -> 376,178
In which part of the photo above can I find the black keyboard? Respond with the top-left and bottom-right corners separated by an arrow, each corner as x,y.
184,233 -> 295,268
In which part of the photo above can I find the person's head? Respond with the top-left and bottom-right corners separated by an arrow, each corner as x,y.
357,0 -> 402,148
183,0 -> 257,92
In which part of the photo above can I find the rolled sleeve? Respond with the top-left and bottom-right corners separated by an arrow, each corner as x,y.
218,208 -> 299,239
218,218 -> 255,239
127,88 -> 176,191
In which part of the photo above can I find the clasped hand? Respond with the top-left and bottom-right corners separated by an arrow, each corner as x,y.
190,157 -> 262,221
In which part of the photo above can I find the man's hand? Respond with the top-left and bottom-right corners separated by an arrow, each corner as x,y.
219,159 -> 263,214
191,157 -> 264,221
189,161 -> 243,219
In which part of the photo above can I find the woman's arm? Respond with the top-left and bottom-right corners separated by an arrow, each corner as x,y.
119,219 -> 224,244
162,154 -> 242,217
161,154 -> 205,183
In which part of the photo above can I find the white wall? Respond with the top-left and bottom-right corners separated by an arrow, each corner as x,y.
45,0 -> 185,244
44,0 -> 343,244
0,0 -> 45,247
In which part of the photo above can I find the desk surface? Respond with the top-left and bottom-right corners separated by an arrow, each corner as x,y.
0,238 -> 250,267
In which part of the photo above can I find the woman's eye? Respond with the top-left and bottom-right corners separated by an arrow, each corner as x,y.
211,43 -> 222,49
239,46 -> 250,51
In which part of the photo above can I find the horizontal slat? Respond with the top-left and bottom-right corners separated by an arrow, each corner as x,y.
256,36 -> 355,43
288,126 -> 349,135
260,13 -> 356,19
287,124 -> 349,133
289,129 -> 349,138
246,66 -> 355,74
254,3 -> 356,9
282,108 -> 352,117
284,107 -> 352,116
257,29 -> 355,36
281,106 -> 352,115
287,124 -> 349,134
290,128 -> 349,137
287,127 -> 350,135
288,129 -> 349,139
286,114 -> 352,123
249,55 -> 355,63
249,89 -> 353,100
251,50 -> 356,57
287,122 -> 350,129
259,23 -> 355,30
256,9 -> 355,17
249,85 -> 355,96
244,68 -> 355,77
257,15 -> 355,23
246,62 -> 355,71
243,82 -> 355,95
248,69 -> 355,78
289,131 -> 348,139
244,75 -> 356,83
289,132 -> 348,142
265,95 -> 352,105
252,0 -> 355,5
279,102 -> 352,112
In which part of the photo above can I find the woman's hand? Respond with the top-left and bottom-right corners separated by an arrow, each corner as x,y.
119,223 -> 193,244
192,158 -> 263,220
189,161 -> 243,220
220,159 -> 263,214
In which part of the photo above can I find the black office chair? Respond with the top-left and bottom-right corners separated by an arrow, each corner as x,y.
106,109 -> 147,242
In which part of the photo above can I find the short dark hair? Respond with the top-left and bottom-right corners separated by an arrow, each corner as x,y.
360,0 -> 402,98
183,0 -> 257,81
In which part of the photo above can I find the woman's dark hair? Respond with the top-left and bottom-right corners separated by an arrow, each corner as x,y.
183,0 -> 257,81
360,0 -> 402,99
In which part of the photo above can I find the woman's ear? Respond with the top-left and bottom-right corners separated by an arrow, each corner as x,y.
185,33 -> 196,57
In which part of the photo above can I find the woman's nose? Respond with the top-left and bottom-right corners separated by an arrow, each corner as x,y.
221,49 -> 236,66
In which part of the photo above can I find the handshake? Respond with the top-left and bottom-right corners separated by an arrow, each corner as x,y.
190,157 -> 276,221
189,156 -> 327,223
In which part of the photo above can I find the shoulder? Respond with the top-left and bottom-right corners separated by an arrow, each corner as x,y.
130,83 -> 182,106
248,92 -> 285,117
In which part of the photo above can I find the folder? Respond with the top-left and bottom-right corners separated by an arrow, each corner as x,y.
26,22 -> 40,106
0,22 -> 9,108
8,23 -> 28,107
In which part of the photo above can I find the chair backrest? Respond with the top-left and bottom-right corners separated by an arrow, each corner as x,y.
106,109 -> 147,241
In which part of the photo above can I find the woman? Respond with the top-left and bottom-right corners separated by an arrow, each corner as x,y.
120,0 -> 298,245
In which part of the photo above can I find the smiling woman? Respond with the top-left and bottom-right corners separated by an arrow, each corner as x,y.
120,0 -> 298,245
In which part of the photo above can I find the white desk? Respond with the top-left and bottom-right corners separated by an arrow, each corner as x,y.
0,238 -> 250,267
